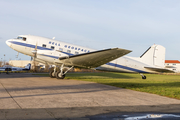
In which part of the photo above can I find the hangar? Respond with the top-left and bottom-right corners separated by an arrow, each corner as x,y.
8,60 -> 46,71
165,60 -> 180,73
9,60 -> 32,68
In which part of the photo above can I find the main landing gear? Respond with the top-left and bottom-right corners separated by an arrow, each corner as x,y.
49,64 -> 74,79
140,73 -> 146,79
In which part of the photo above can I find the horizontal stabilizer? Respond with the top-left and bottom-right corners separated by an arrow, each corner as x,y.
145,67 -> 174,73
59,48 -> 131,68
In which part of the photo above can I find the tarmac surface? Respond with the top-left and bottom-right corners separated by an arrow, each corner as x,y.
0,73 -> 180,120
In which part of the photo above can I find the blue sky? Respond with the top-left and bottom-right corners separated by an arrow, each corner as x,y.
0,0 -> 180,61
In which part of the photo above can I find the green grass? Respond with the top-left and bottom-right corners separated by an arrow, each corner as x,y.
36,72 -> 180,99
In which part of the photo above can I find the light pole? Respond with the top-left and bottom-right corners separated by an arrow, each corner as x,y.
4,54 -> 5,65
0,58 -> 2,67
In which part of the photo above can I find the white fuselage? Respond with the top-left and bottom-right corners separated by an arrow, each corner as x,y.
6,35 -> 161,73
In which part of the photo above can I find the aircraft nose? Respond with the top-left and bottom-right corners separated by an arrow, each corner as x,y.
6,39 -> 12,47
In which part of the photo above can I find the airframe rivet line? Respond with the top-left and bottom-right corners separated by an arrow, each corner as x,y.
0,81 -> 22,109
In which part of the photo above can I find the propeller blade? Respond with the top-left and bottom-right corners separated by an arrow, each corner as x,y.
35,42 -> 37,50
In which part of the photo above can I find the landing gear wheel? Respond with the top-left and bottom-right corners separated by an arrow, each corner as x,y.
55,71 -> 65,79
49,70 -> 56,78
142,76 -> 146,79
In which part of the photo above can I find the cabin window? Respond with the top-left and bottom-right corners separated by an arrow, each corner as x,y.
67,50 -> 71,53
75,52 -> 79,55
42,44 -> 46,48
17,37 -> 26,41
173,69 -> 176,70
173,64 -> 176,65
59,48 -> 63,51
51,46 -> 55,50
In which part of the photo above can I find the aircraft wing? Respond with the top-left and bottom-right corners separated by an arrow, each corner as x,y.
58,48 -> 131,68
144,67 -> 174,73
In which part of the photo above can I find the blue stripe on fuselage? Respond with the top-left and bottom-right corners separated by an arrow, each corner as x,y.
106,63 -> 148,73
61,51 -> 74,56
10,41 -> 147,73
10,41 -> 52,50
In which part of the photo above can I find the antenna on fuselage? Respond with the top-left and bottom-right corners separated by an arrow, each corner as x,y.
52,37 -> 55,40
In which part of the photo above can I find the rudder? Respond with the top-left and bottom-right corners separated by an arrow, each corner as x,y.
140,44 -> 165,68
25,63 -> 31,70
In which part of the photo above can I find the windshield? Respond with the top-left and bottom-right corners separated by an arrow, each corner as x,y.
17,36 -> 26,41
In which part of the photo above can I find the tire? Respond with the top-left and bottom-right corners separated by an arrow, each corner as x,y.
55,71 -> 65,79
49,70 -> 56,78
142,76 -> 146,79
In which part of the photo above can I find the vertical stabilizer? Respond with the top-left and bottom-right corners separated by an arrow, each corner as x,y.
25,63 -> 31,70
140,45 -> 165,68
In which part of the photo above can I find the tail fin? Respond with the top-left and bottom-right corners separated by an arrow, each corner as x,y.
25,63 -> 31,70
140,44 -> 165,67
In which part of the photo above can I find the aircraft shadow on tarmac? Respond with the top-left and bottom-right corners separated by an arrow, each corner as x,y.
0,72 -> 134,79
1,105 -> 180,120
0,82 -> 180,102
0,73 -> 45,79
0,83 -> 121,100
0,73 -> 180,99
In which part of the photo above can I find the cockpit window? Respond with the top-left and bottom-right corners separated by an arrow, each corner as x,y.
17,37 -> 22,39
17,37 -> 26,41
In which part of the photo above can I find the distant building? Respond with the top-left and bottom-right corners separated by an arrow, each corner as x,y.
9,60 -> 42,70
9,60 -> 32,68
165,60 -> 180,73
9,60 -> 50,72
